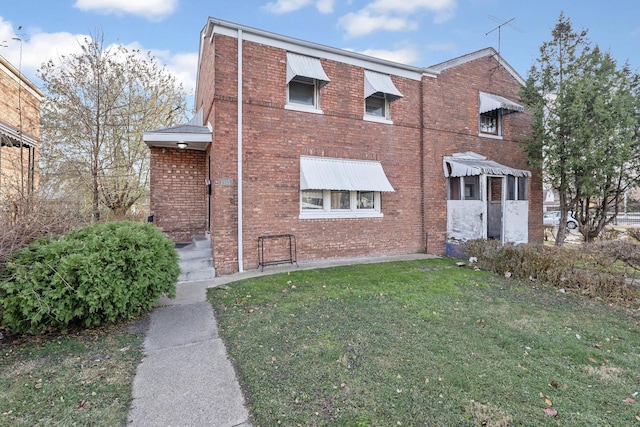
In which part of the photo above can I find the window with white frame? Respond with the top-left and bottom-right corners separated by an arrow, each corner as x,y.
478,92 -> 525,137
363,70 -> 403,123
480,109 -> 501,135
448,176 -> 481,200
507,176 -> 528,200
288,76 -> 317,106
286,52 -> 330,113
365,93 -> 388,118
301,190 -> 382,215
299,156 -> 394,219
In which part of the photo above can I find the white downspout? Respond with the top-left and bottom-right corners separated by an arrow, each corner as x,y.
237,29 -> 244,272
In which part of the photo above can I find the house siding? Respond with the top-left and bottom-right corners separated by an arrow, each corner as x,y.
150,20 -> 542,275
0,57 -> 43,201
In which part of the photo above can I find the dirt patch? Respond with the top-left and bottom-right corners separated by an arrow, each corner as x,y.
464,401 -> 513,427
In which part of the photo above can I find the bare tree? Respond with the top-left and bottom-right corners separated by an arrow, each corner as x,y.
38,32 -> 188,221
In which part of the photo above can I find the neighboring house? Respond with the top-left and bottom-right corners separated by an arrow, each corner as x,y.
144,17 -> 542,275
0,55 -> 43,204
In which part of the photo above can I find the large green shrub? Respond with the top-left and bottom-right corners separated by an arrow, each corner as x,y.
0,221 -> 178,334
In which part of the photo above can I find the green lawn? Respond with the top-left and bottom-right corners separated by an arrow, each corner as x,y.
208,258 -> 640,426
0,319 -> 146,426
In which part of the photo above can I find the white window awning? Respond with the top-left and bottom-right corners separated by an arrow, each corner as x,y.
286,52 -> 330,87
0,120 -> 37,148
443,152 -> 531,178
300,156 -> 395,192
364,70 -> 403,102
479,91 -> 524,114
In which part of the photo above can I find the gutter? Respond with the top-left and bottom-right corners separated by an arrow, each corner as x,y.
237,29 -> 244,273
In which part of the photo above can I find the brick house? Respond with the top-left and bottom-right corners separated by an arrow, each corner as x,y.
0,55 -> 44,204
144,17 -> 542,275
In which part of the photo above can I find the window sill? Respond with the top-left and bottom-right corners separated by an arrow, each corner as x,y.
363,115 -> 393,125
478,132 -> 503,140
285,103 -> 324,115
299,211 -> 383,220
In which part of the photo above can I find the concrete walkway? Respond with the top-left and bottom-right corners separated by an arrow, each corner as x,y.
127,254 -> 435,426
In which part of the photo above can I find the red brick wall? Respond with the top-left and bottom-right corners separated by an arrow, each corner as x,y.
149,147 -> 208,242
200,35 -> 425,274
185,34 -> 539,275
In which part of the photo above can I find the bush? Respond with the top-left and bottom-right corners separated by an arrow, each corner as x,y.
0,221 -> 178,334
463,239 -> 640,307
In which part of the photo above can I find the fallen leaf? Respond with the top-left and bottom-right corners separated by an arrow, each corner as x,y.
544,398 -> 553,406
77,400 -> 90,411
588,357 -> 597,363
593,343 -> 602,349
550,380 -> 558,388
625,397 -> 635,404
543,408 -> 558,417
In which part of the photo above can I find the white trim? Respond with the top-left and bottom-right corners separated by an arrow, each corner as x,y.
237,29 -> 244,273
363,115 -> 393,125
207,19 -> 428,81
477,132 -> 503,140
285,103 -> 324,114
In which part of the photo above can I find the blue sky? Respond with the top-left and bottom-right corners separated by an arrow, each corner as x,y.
1,0 -> 639,103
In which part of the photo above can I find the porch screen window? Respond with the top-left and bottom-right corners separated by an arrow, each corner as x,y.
364,70 -> 403,122
448,176 -> 479,200
478,92 -> 524,137
507,176 -> 528,201
286,52 -> 330,111
300,156 -> 394,218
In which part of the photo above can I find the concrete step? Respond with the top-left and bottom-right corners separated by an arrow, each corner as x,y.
178,268 -> 216,283
176,234 -> 215,283
178,247 -> 212,261
180,257 -> 214,271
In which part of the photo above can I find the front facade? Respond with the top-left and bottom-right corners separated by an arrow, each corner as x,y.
145,18 -> 542,275
0,55 -> 44,205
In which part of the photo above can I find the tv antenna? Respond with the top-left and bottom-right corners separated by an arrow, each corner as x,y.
486,16 -> 522,59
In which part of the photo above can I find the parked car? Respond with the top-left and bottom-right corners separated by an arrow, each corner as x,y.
543,211 -> 578,229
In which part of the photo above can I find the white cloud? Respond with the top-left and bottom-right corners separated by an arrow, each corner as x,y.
357,46 -> 420,64
0,18 -> 89,82
339,0 -> 457,37
339,11 -> 416,38
316,0 -> 335,13
263,0 -> 312,14
0,19 -> 195,102
263,0 -> 335,14
74,0 -> 178,21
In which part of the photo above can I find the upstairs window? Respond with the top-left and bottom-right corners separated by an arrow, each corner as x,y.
364,70 -> 403,123
286,52 -> 330,113
365,93 -> 387,117
478,92 -> 524,137
288,76 -> 316,106
480,109 -> 500,135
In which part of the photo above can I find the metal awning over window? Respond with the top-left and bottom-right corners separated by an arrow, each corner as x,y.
364,70 -> 403,102
300,156 -> 395,192
286,52 -> 330,87
443,152 -> 531,178
0,120 -> 37,148
479,91 -> 524,115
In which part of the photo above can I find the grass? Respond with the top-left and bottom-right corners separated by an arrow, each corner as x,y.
208,258 -> 640,426
0,318 -> 147,426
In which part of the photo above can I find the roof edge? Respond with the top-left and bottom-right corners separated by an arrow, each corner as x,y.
202,17 -> 438,80
429,48 -> 525,86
